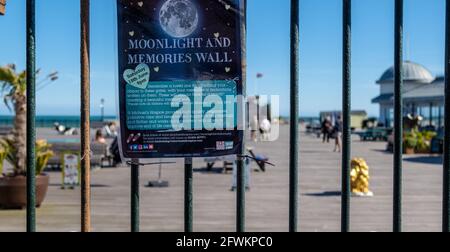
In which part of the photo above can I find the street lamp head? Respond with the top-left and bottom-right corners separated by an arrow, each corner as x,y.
48,71 -> 58,81
48,71 -> 58,78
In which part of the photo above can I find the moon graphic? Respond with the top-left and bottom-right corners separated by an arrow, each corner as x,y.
159,0 -> 199,38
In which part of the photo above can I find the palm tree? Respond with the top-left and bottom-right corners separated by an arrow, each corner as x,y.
0,64 -> 57,176
0,64 -> 27,175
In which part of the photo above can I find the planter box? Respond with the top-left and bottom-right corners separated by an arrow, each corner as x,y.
415,149 -> 431,154
0,174 -> 49,209
404,147 -> 415,155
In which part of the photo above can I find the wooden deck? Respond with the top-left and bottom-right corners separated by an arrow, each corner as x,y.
0,125 -> 444,232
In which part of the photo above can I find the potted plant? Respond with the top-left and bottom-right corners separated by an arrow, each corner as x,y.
0,146 -> 6,175
415,137 -> 429,154
0,139 -> 53,208
0,64 -> 55,209
403,135 -> 417,155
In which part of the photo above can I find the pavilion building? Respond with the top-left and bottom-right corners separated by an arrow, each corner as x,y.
372,61 -> 444,128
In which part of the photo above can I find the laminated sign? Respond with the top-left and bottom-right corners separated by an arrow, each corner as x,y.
117,0 -> 244,158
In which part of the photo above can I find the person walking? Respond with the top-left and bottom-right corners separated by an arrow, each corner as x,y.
334,116 -> 343,152
321,116 -> 332,143
250,115 -> 259,142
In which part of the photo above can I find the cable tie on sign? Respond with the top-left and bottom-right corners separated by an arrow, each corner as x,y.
80,150 -> 93,161
226,77 -> 240,82
237,155 -> 275,167
126,161 -> 176,167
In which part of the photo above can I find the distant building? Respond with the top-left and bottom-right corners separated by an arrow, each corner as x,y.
372,61 -> 444,128
319,110 -> 368,130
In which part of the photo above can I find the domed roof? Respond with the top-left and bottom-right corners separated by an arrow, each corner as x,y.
377,61 -> 434,84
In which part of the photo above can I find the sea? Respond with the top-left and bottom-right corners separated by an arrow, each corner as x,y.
0,115 -> 117,128
0,115 -> 319,128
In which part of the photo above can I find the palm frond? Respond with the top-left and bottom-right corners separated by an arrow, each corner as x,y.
3,95 -> 12,111
0,65 -> 27,110
0,66 -> 17,85
0,146 -> 6,175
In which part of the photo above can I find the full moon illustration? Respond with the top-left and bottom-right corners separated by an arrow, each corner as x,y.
159,0 -> 199,38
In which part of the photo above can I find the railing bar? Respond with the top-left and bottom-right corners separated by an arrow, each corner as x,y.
184,158 -> 193,232
393,0 -> 404,233
236,158 -> 245,232
289,0 -> 300,233
236,0 -> 247,233
131,160 -> 140,232
80,0 -> 91,233
26,0 -> 36,233
341,0 -> 352,233
443,0 -> 450,233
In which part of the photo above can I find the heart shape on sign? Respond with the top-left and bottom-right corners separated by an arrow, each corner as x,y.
123,64 -> 150,90
153,66 -> 160,72
214,32 -> 220,38
129,31 -> 135,37
225,67 -> 231,73
225,5 -> 231,10
138,1 -> 143,7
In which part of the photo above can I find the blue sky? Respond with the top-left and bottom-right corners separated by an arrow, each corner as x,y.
0,0 -> 446,117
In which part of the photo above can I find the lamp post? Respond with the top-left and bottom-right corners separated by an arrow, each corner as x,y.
37,71 -> 59,91
100,98 -> 105,122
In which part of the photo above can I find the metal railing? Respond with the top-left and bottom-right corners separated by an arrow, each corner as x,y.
19,0 -> 450,232
26,0 -> 36,233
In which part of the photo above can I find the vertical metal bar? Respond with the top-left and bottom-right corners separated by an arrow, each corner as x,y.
237,0 -> 247,233
26,0 -> 36,233
80,0 -> 91,233
184,157 -> 193,232
439,106 -> 442,129
131,160 -> 139,232
341,0 -> 351,233
443,0 -> 450,233
289,0 -> 300,233
430,103 -> 433,126
393,0 -> 404,233
236,158 -> 245,232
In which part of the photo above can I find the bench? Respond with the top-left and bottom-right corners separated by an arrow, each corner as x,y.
0,126 -> 12,136
46,142 -> 112,170
356,128 -> 391,141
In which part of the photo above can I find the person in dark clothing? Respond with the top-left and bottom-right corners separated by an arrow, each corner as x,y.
334,116 -> 343,152
321,117 -> 333,143
109,136 -> 122,166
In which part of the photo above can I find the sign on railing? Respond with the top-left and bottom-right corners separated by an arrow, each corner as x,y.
117,0 -> 244,159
